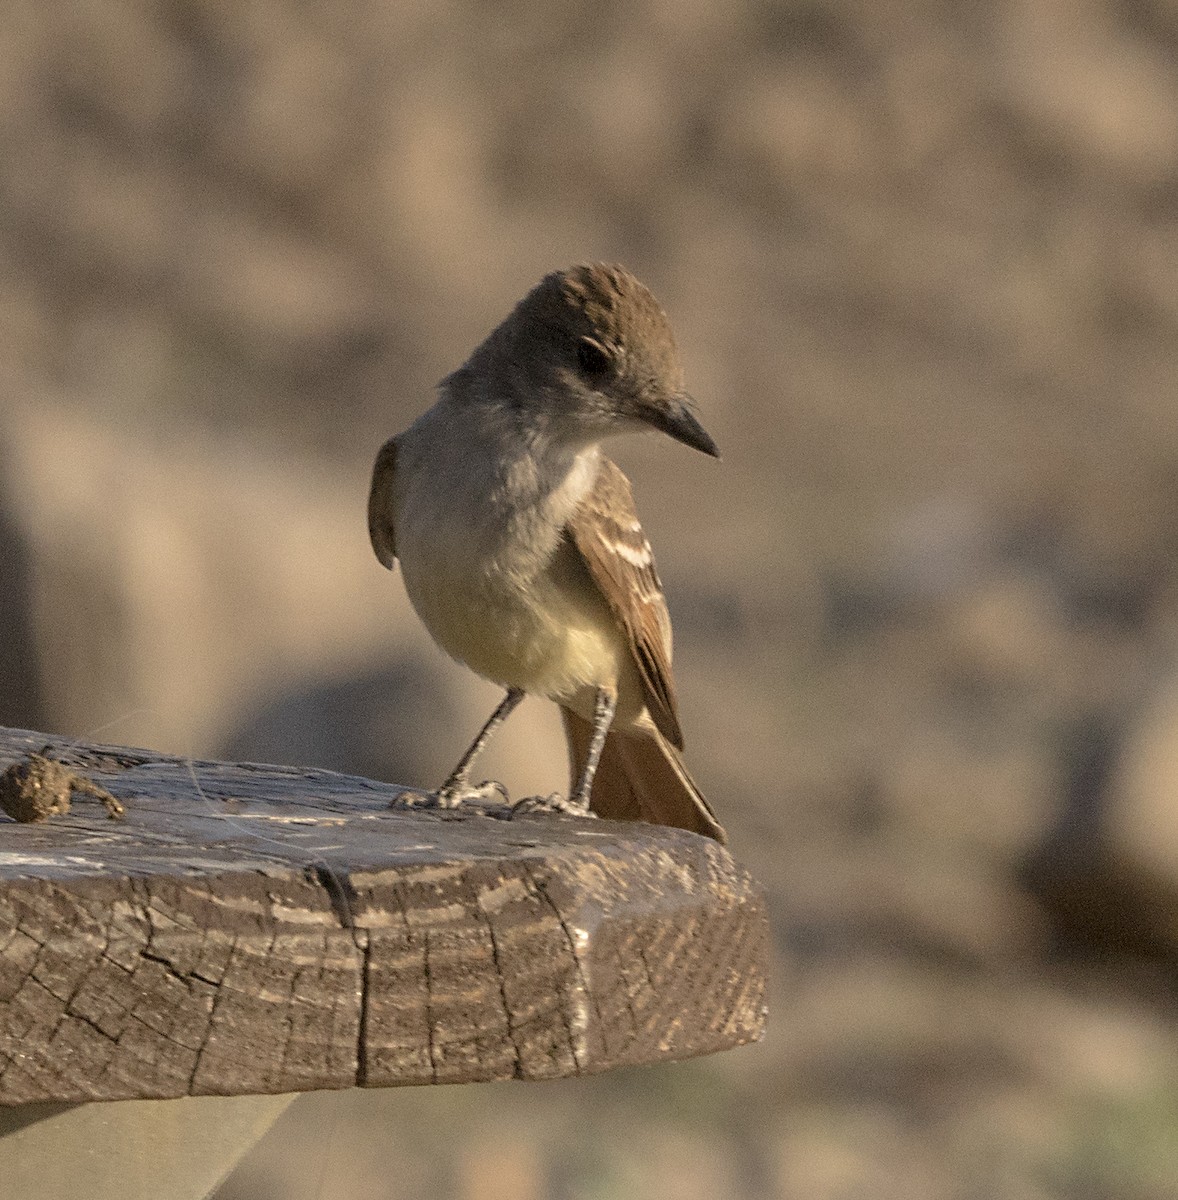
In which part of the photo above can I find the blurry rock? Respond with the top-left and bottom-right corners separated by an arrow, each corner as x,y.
2,396 -> 396,756
782,838 -> 1045,966
725,64 -> 875,187
772,1106 -> 946,1200
220,658 -> 457,786
997,1 -> 1178,187
457,1138 -> 543,1200
0,449 -> 46,731
945,574 -> 1072,698
1102,679 -> 1178,952
1023,705 -> 1178,961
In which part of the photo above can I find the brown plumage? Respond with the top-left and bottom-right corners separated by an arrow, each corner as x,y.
567,458 -> 681,747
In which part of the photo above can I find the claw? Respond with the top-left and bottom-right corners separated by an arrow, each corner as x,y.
511,793 -> 595,819
437,778 -> 509,808
388,789 -> 438,810
389,779 -> 509,812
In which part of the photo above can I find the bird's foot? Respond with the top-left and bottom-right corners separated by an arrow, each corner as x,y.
510,792 -> 596,820
391,778 -> 509,812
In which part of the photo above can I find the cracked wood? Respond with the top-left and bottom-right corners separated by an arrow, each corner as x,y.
0,726 -> 768,1105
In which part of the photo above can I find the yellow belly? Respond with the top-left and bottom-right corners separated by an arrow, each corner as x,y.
400,538 -> 627,710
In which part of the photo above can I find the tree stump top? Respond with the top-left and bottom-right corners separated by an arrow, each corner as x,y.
0,727 -> 768,1105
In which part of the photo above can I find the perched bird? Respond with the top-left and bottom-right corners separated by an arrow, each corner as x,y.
368,263 -> 726,842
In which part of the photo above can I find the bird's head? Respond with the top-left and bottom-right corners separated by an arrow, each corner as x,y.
469,263 -> 719,458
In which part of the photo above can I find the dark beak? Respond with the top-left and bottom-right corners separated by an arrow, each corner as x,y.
647,394 -> 720,458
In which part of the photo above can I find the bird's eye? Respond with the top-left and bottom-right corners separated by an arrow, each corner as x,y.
576,338 -> 612,378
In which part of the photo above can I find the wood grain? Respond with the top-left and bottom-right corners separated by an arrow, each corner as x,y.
0,728 -> 768,1104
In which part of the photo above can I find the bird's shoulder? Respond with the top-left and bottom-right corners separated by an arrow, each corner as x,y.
367,434 -> 400,568
570,459 -> 656,577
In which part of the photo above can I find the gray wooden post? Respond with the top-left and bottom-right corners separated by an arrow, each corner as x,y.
0,727 -> 768,1199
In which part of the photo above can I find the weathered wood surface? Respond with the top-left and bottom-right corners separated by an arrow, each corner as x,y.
0,727 -> 768,1106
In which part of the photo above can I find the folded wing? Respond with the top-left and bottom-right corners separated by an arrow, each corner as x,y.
566,457 -> 683,749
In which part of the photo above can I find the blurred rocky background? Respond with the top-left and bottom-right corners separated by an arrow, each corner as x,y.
2,0 -> 1178,1196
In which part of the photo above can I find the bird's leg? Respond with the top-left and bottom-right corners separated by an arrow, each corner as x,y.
571,688 -> 616,808
513,688 -> 616,819
400,691 -> 520,811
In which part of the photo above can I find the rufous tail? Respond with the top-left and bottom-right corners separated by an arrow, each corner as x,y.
560,708 -> 727,844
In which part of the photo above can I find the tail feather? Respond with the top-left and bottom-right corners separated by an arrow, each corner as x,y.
560,708 -> 727,844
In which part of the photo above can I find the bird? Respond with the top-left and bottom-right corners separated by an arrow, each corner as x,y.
367,263 -> 726,843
